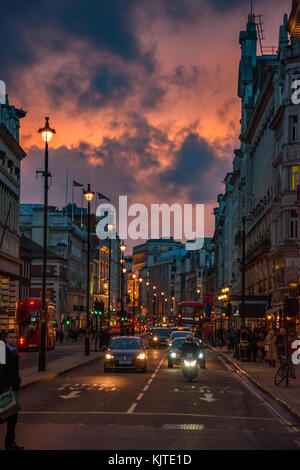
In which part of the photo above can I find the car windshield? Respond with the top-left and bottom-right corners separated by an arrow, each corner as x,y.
171,338 -> 198,348
171,331 -> 190,340
110,338 -> 142,350
153,329 -> 170,336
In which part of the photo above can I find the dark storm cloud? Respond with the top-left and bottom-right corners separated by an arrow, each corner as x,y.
159,0 -> 252,23
0,0 -> 153,84
94,113 -> 171,169
161,133 -> 232,202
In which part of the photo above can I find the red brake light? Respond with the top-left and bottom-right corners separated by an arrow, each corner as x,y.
29,301 -> 35,306
19,338 -> 25,345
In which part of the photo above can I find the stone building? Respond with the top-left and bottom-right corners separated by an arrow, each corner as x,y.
0,93 -> 26,329
211,3 -> 300,326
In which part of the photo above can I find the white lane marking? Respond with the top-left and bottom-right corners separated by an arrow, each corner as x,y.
60,391 -> 81,400
151,373 -> 156,378
147,378 -> 153,385
111,387 -> 117,391
127,403 -> 137,414
143,385 -> 149,392
163,424 -> 205,431
137,393 -> 144,401
199,393 -> 216,403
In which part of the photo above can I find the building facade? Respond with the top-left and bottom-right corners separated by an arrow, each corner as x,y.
211,4 -> 300,326
0,94 -> 26,329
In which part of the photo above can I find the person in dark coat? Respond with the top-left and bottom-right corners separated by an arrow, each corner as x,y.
0,330 -> 23,450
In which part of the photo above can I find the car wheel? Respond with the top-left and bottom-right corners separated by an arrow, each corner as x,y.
168,360 -> 173,368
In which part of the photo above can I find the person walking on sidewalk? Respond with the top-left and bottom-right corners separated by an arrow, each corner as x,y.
0,330 -> 24,450
264,330 -> 278,367
256,332 -> 265,362
275,328 -> 286,358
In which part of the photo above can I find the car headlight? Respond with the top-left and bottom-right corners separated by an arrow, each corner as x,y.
184,360 -> 197,367
105,353 -> 114,360
168,342 -> 172,346
171,352 -> 176,358
153,337 -> 158,341
137,353 -> 146,360
199,353 -> 203,359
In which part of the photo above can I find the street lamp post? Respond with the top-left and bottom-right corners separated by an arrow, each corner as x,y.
107,223 -> 114,325
139,277 -> 143,332
146,281 -> 150,325
132,274 -> 136,335
83,184 -> 95,355
161,292 -> 165,320
38,117 -> 55,372
120,242 -> 126,335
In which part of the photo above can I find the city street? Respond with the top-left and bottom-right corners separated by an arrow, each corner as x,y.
1,346 -> 300,450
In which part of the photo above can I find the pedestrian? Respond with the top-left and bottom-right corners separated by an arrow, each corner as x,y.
275,328 -> 286,358
249,329 -> 258,362
0,330 -> 23,450
256,332 -> 265,362
59,330 -> 64,343
264,330 -> 278,367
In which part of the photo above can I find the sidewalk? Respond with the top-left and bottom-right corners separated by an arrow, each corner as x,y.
211,344 -> 300,419
19,332 -> 149,389
20,344 -> 104,389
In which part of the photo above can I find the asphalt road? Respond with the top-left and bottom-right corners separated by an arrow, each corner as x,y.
1,347 -> 300,450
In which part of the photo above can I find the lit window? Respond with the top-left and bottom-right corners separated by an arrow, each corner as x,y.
291,166 -> 299,191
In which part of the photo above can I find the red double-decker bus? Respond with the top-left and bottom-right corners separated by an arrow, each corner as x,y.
16,298 -> 56,351
177,301 -> 205,331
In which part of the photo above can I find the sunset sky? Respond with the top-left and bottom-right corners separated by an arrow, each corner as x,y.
3,0 -> 291,249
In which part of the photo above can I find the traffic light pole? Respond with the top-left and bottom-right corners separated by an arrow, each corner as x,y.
95,313 -> 98,352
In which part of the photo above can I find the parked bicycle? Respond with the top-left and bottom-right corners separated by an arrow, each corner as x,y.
274,354 -> 296,387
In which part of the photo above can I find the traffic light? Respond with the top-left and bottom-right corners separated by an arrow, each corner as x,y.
65,318 -> 70,326
94,300 -> 104,316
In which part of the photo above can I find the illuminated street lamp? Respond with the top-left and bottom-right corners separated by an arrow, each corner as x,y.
37,117 -> 55,372
83,184 -> 95,355
120,241 -> 126,333
107,223 -> 114,323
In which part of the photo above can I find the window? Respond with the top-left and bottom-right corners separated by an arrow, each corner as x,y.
291,166 -> 299,191
290,210 -> 298,240
290,116 -> 298,142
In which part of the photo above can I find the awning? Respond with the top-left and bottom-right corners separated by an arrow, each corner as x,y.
266,305 -> 284,316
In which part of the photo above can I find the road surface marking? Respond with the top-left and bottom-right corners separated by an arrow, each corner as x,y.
137,393 -> 144,401
147,378 -> 153,385
111,387 -> 117,391
143,385 -> 149,392
127,403 -> 137,414
151,373 -> 156,378
199,393 -> 216,403
163,424 -> 205,431
59,391 -> 81,399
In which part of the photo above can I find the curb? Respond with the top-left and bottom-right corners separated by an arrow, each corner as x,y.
20,353 -> 104,390
209,345 -> 300,422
